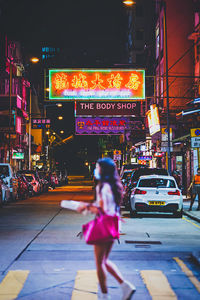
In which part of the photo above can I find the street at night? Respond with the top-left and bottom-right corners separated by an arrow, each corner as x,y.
1,0 -> 200,299
0,177 -> 200,299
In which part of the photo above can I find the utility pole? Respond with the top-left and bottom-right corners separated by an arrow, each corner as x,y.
163,0 -> 171,175
9,60 -> 12,163
29,89 -> 32,169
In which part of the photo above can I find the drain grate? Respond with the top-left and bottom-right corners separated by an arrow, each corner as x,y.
125,240 -> 162,245
135,245 -> 151,248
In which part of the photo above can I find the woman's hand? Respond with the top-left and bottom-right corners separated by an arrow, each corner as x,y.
88,205 -> 99,214
77,203 -> 88,213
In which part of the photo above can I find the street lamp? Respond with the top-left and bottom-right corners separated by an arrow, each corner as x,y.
60,130 -> 64,134
122,0 -> 171,173
30,57 -> 39,64
28,57 -> 40,170
123,0 -> 136,64
123,1 -> 135,6
162,0 -> 171,175
57,116 -> 63,120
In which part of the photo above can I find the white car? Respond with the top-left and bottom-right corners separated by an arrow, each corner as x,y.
0,163 -> 18,201
0,177 -> 10,204
24,174 -> 40,194
130,175 -> 183,218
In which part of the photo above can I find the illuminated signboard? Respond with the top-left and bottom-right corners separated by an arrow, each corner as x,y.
32,118 -> 51,129
75,101 -> 140,116
49,69 -> 145,100
75,117 -> 128,135
138,156 -> 152,160
12,152 -> 24,159
147,104 -> 160,136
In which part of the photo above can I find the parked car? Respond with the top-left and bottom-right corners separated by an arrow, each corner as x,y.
16,174 -> 30,200
24,174 -> 40,194
120,163 -> 142,178
17,170 -> 42,193
121,170 -> 133,184
129,175 -> 183,218
0,176 -> 10,204
0,163 -> 18,201
21,175 -> 34,197
38,171 -> 49,192
123,167 -> 169,208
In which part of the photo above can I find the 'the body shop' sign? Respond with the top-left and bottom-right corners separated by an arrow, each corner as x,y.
75,117 -> 128,135
75,101 -> 140,116
49,69 -> 145,100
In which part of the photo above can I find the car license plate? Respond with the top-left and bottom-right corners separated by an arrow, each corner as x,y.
149,201 -> 165,206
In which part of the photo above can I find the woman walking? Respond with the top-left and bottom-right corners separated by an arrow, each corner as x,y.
188,167 -> 200,211
78,157 -> 136,300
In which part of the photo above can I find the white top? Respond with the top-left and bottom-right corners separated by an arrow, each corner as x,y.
95,183 -> 117,216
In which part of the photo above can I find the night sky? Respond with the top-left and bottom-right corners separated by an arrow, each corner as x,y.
0,0 -> 129,173
1,0 -> 127,60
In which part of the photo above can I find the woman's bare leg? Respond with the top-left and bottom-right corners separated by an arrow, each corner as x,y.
94,244 -> 108,293
189,192 -> 195,210
104,242 -> 124,284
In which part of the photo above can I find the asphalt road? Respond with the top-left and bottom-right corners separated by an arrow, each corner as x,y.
0,176 -> 200,300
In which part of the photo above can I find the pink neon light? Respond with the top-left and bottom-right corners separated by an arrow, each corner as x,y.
17,95 -> 22,109
16,116 -> 22,134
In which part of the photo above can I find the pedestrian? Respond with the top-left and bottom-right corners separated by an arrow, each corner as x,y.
172,170 -> 181,188
188,167 -> 200,211
78,157 -> 136,300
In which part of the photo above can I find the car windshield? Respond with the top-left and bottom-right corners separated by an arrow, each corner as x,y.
0,165 -> 9,177
25,175 -> 34,182
138,178 -> 176,188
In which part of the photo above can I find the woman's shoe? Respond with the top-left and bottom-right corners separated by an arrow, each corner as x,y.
99,293 -> 111,299
121,280 -> 136,300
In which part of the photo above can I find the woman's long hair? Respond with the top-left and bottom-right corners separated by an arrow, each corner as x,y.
97,157 -> 123,207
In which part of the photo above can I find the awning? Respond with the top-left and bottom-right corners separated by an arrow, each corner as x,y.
172,134 -> 190,143
182,108 -> 200,116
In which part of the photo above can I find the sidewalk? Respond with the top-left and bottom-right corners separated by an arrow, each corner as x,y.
183,195 -> 200,223
183,195 -> 200,266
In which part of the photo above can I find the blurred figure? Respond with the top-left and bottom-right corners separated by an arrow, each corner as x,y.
188,168 -> 200,211
172,170 -> 181,188
78,158 -> 136,300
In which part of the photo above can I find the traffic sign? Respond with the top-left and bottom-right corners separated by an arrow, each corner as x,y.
113,150 -> 122,155
191,137 -> 200,148
191,128 -> 200,137
113,154 -> 121,161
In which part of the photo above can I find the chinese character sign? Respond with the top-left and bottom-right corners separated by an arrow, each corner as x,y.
49,69 -> 145,100
32,118 -> 51,129
147,104 -> 160,136
75,117 -> 128,135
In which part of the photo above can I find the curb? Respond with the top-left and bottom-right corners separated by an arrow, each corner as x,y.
191,252 -> 200,266
183,210 -> 200,223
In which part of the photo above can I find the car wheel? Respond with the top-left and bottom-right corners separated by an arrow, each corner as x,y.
173,209 -> 183,218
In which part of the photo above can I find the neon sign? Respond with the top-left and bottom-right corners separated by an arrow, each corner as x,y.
147,104 -> 160,136
49,69 -> 145,100
75,117 -> 128,135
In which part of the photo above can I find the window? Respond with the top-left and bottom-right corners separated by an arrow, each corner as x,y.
0,166 -> 9,177
156,25 -> 160,59
160,17 -> 164,51
136,5 -> 144,17
136,29 -> 144,41
138,178 -> 176,188
136,54 -> 144,64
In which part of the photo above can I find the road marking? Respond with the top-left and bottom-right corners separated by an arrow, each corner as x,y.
71,270 -> 98,300
174,257 -> 200,293
0,270 -> 29,300
140,270 -> 177,300
183,216 -> 200,229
